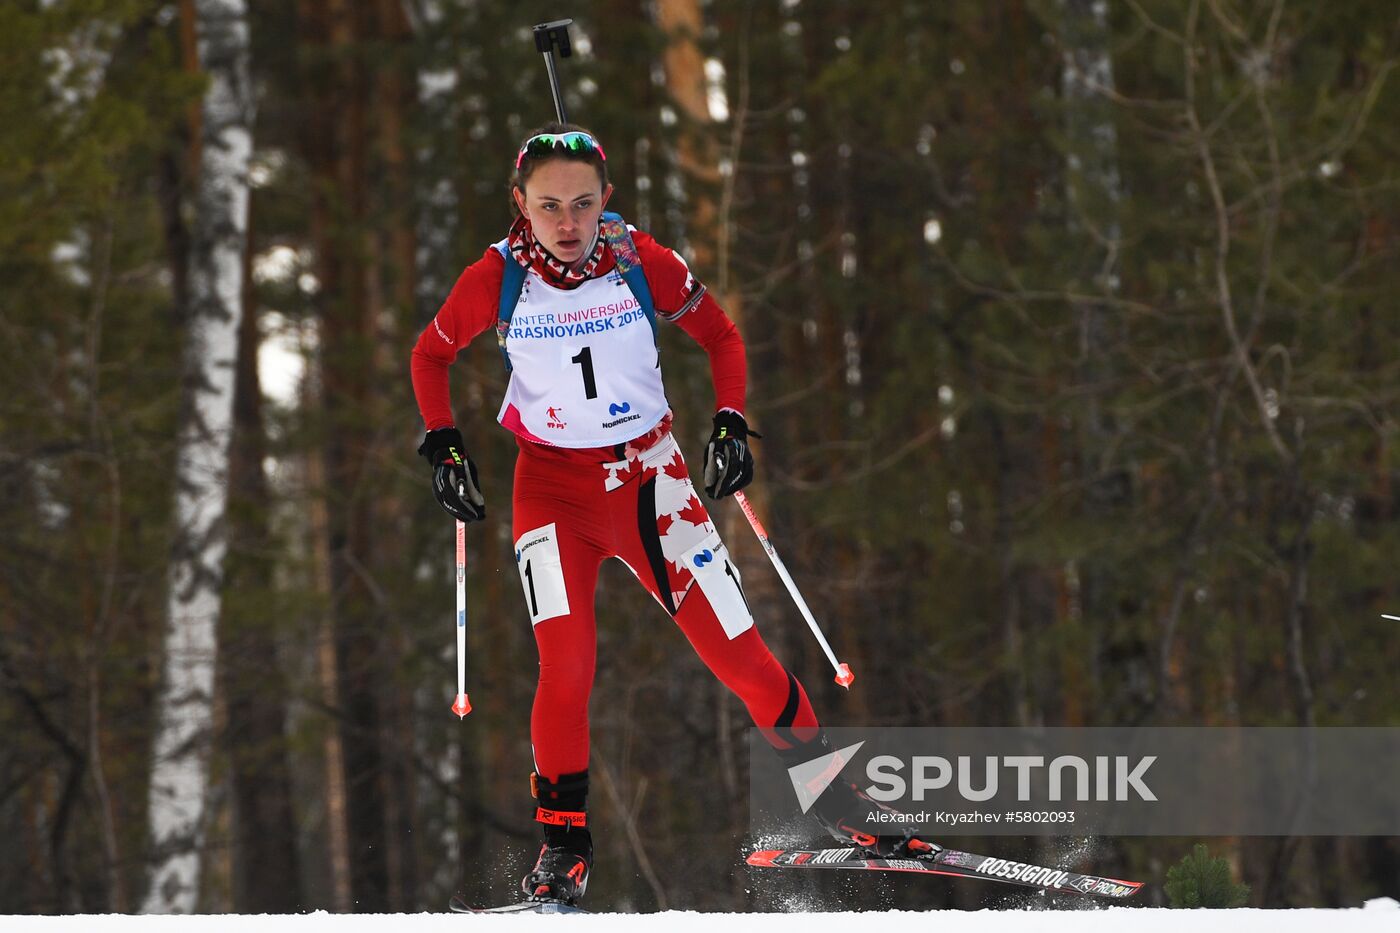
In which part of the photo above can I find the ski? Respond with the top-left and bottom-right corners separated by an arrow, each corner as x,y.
746,846 -> 1142,900
449,893 -> 590,914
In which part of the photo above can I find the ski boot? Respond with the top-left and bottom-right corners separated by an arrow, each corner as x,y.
521,770 -> 592,904
777,733 -> 942,861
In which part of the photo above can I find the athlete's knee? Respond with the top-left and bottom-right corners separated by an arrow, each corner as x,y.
716,633 -> 779,686
536,642 -> 595,702
709,631 -> 792,699
539,663 -> 594,701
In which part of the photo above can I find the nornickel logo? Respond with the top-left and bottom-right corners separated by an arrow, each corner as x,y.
609,401 -> 632,416
517,536 -> 549,560
692,549 -> 714,567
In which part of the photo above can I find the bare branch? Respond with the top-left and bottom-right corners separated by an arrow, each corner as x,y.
1182,0 -> 1291,463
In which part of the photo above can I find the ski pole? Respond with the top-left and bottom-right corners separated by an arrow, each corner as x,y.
451,519 -> 472,718
732,490 -> 855,689
532,19 -> 574,123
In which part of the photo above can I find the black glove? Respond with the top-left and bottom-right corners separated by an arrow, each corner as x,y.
417,427 -> 486,523
702,410 -> 757,499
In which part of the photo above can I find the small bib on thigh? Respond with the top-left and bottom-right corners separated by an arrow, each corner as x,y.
675,537 -> 754,640
515,523 -> 571,625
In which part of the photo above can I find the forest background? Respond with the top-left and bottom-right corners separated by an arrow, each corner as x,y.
2,0 -> 1398,915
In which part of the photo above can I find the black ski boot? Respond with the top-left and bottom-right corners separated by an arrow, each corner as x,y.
777,733 -> 942,861
521,770 -> 592,904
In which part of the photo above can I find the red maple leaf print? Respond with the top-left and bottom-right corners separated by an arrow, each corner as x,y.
613,456 -> 645,487
655,512 -> 675,537
670,564 -> 694,592
662,452 -> 689,481
677,495 -> 710,528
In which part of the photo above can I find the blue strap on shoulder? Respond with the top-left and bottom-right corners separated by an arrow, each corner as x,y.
495,249 -> 527,371
495,212 -> 658,372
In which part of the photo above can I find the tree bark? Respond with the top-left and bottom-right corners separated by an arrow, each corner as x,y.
304,381 -> 355,911
370,0 -> 418,906
656,0 -> 721,270
298,0 -> 391,908
143,0 -> 255,913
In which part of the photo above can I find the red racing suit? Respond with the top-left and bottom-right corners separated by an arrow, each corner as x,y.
411,224 -> 819,781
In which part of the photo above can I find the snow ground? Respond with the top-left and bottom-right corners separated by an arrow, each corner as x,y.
5,901 -> 1398,933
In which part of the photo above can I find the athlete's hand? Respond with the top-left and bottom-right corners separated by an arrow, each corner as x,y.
702,410 -> 756,499
417,427 -> 486,522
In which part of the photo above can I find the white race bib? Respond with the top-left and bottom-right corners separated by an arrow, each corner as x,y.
496,248 -> 669,447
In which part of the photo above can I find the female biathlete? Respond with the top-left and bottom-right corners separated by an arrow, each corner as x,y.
410,125 -> 937,905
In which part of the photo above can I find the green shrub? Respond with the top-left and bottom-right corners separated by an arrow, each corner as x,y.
1165,844 -> 1251,908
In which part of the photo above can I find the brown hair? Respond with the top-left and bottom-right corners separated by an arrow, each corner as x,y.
509,121 -> 609,210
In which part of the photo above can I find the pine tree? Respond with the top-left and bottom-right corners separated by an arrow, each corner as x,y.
1166,843 -> 1251,908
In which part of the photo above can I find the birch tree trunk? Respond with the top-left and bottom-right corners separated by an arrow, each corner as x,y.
143,0 -> 254,913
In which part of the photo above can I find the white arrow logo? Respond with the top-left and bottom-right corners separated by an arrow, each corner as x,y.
786,741 -> 865,814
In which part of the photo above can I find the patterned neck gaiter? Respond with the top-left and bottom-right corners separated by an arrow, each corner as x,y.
508,215 -> 611,289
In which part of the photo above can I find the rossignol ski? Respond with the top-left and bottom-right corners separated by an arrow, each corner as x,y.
449,893 -> 589,914
746,845 -> 1142,900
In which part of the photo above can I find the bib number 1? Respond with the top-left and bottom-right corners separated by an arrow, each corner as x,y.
523,560 -> 538,615
571,346 -> 598,399
515,524 -> 570,625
